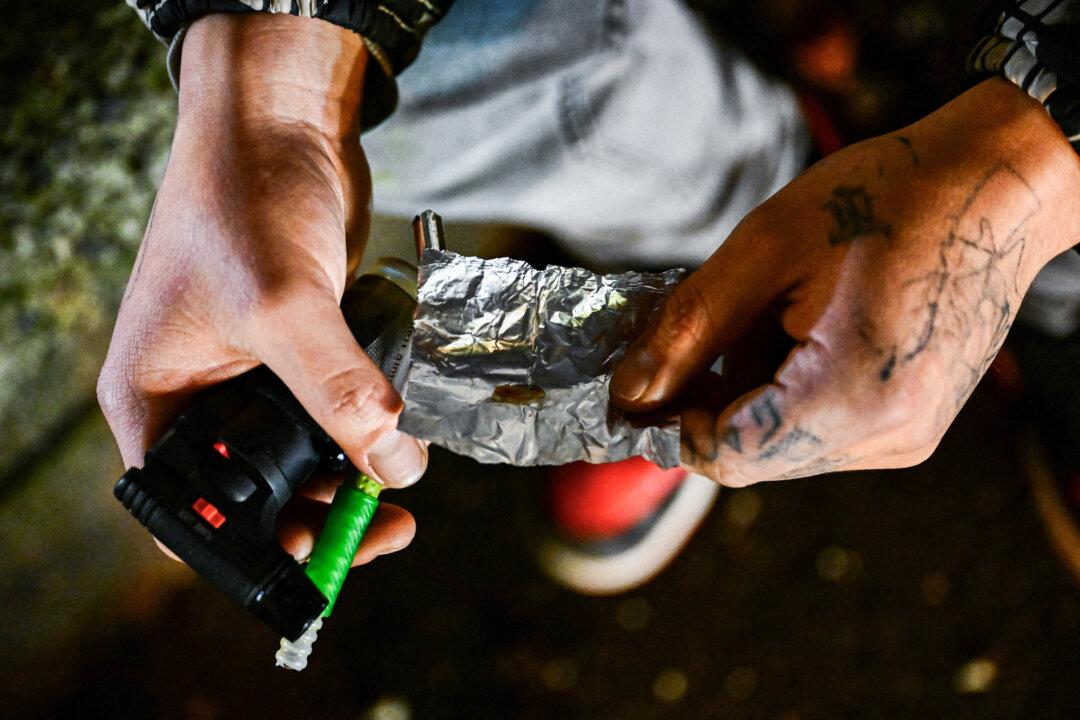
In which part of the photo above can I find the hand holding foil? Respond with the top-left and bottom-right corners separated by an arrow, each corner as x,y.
399,251 -> 685,467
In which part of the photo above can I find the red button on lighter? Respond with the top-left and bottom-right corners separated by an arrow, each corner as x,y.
193,497 -> 226,528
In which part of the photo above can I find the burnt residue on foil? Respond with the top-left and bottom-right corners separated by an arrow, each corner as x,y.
491,384 -> 546,405
398,250 -> 685,467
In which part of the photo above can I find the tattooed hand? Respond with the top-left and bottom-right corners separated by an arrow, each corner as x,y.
611,78 -> 1080,486
97,15 -> 422,563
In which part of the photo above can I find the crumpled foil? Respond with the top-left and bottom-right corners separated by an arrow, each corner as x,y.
398,250 -> 685,467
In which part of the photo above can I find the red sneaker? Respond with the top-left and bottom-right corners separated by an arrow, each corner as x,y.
538,457 -> 719,595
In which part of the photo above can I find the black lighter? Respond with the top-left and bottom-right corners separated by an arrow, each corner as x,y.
114,211 -> 444,641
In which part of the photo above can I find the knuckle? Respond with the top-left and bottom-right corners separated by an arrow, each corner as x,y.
910,424 -> 941,452
720,473 -> 755,490
893,443 -> 937,468
873,380 -> 922,430
96,360 -> 134,421
900,425 -> 943,459
321,368 -> 402,431
655,281 -> 712,351
709,457 -> 755,488
247,274 -> 323,320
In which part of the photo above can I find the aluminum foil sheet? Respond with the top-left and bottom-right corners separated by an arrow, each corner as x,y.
399,250 -> 685,467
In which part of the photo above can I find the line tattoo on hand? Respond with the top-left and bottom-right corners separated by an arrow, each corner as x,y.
859,162 -> 1039,418
896,135 -> 919,166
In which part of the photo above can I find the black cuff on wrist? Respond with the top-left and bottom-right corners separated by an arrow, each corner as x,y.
966,1 -> 1080,154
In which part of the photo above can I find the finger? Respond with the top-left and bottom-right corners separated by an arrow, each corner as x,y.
350,503 -> 416,566
680,339 -> 862,485
297,472 -> 345,504
611,233 -> 788,412
680,384 -> 812,486
248,292 -> 427,488
277,495 -> 416,566
365,431 -> 429,490
153,537 -> 183,562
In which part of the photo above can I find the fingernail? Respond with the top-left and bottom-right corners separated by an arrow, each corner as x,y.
368,430 -> 428,488
611,348 -> 657,401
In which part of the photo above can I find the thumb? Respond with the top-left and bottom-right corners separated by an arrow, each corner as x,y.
610,242 -> 782,411
248,293 -> 427,489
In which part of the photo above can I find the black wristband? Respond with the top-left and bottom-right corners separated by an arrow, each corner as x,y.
967,1 -> 1080,153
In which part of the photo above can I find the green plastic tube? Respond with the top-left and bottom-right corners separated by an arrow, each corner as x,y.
305,473 -> 382,615
275,474 -> 382,670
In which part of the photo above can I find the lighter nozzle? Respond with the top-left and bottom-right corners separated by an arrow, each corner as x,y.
412,210 -> 446,260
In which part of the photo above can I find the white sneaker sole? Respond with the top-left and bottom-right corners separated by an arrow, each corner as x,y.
537,473 -> 720,596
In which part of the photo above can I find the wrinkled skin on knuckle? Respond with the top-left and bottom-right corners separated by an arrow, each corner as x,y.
320,368 -> 402,441
655,280 -> 713,355
681,436 -> 753,487
96,364 -> 149,465
710,458 -> 756,488
863,359 -> 946,455
872,377 -> 924,432
96,363 -> 129,424
97,324 -> 150,424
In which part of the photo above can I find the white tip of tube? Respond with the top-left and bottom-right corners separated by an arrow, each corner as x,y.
275,618 -> 323,671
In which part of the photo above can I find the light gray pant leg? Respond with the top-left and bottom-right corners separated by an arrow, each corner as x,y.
1020,249 -> 1080,338
365,0 -> 809,270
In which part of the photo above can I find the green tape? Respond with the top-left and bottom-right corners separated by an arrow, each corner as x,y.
305,473 -> 381,616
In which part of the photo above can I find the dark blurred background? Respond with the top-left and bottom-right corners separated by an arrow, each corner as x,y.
4,1 -> 1080,718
